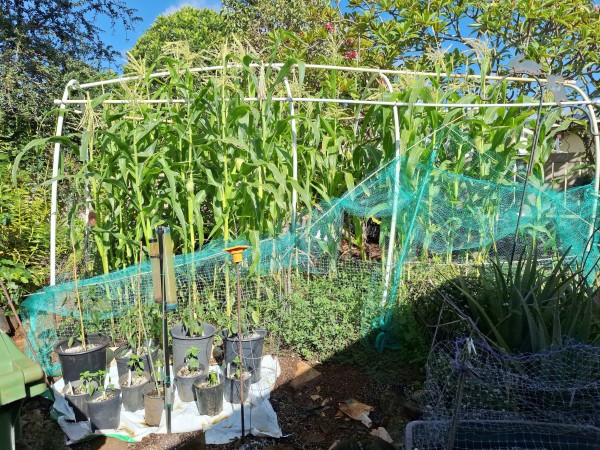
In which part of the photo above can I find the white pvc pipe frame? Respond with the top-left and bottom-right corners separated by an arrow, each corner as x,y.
49,63 -> 600,289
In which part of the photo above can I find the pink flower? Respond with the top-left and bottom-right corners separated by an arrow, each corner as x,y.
343,50 -> 358,60
324,22 -> 334,32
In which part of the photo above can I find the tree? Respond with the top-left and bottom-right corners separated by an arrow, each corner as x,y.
347,0 -> 600,95
222,0 -> 342,60
0,1 -> 140,145
127,7 -> 227,67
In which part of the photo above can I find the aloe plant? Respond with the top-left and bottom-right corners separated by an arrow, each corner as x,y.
450,247 -> 600,353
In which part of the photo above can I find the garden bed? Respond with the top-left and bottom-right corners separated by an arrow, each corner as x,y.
15,349 -> 423,449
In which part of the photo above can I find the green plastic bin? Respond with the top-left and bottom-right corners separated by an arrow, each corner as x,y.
0,330 -> 47,450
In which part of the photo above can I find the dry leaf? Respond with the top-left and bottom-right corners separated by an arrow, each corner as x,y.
338,399 -> 373,428
311,394 -> 322,402
371,427 -> 393,443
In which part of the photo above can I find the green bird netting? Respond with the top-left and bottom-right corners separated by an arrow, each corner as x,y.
19,124 -> 599,376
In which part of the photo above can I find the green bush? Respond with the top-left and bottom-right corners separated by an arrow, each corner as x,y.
279,274 -> 362,359
0,161 -> 52,309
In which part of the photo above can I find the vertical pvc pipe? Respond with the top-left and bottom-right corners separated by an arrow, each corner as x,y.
564,84 -> 600,240
50,79 -> 79,286
282,76 -> 298,232
380,74 -> 402,306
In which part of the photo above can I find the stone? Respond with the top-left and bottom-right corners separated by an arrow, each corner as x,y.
402,399 -> 423,421
386,415 -> 408,445
410,389 -> 425,404
290,361 -> 321,389
379,388 -> 405,416
0,309 -> 10,333
305,432 -> 326,444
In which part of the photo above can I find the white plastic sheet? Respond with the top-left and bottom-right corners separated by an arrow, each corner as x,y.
52,356 -> 282,444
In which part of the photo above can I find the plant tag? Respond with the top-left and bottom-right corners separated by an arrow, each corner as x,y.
128,370 -> 132,386
104,372 -> 110,390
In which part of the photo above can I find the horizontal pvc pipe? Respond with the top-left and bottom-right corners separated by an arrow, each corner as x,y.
76,63 -> 575,90
55,97 -> 599,109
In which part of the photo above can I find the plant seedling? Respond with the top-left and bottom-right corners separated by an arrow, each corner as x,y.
229,356 -> 244,380
207,371 -> 219,386
79,370 -> 114,400
180,346 -> 202,377
67,332 -> 84,349
128,353 -> 145,376
182,302 -> 205,337
79,370 -> 97,396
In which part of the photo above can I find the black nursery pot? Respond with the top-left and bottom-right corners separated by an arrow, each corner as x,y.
175,363 -> 206,403
222,329 -> 266,384
54,333 -> 110,384
115,345 -> 159,380
224,365 -> 253,405
193,375 -> 224,416
86,388 -> 121,431
119,371 -> 151,412
171,323 -> 216,372
63,380 -> 97,422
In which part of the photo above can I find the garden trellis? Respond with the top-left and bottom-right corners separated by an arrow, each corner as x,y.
19,60 -> 600,376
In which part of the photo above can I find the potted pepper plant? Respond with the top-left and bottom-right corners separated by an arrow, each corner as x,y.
54,303 -> 110,384
175,346 -> 206,402
115,302 -> 160,380
63,370 -> 98,422
222,306 -> 266,384
223,356 -> 252,404
171,297 -> 216,373
193,369 -> 224,416
143,360 -> 165,427
119,353 -> 151,412
85,370 -> 122,431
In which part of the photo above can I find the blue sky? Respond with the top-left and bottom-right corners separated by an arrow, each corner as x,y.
99,0 -> 222,68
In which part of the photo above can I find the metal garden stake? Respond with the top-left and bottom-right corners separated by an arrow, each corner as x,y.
224,245 -> 250,439
150,227 -> 178,434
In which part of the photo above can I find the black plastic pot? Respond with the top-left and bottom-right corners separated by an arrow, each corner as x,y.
143,383 -> 165,427
86,388 -> 121,431
175,363 -> 206,402
119,371 -> 151,412
171,323 -> 216,372
115,345 -> 159,380
222,329 -> 266,384
193,374 -> 224,416
54,333 -> 110,384
224,365 -> 252,405
63,380 -> 97,422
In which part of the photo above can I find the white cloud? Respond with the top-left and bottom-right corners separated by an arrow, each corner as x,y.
161,0 -> 222,16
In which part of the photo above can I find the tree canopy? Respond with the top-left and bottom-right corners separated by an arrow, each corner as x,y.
127,7 -> 227,66
348,0 -> 600,94
0,1 -> 140,145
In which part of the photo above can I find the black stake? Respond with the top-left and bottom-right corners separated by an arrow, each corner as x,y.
235,261 -> 246,440
157,227 -> 172,434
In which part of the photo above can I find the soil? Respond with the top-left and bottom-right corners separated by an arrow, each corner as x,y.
61,343 -> 101,354
16,349 -> 423,449
178,366 -> 204,378
121,374 -> 147,387
90,390 -> 117,402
